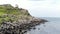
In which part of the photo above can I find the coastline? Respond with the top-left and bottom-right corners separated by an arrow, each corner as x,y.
0,4 -> 48,34
0,17 -> 47,34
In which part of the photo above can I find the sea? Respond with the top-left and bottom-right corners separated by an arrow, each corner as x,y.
25,17 -> 60,34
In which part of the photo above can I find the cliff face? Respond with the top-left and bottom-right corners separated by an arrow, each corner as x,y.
0,4 -> 47,34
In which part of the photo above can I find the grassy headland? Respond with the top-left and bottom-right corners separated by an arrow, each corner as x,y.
0,4 -> 31,25
0,4 -> 48,34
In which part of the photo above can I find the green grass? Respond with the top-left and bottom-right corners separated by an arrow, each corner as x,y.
0,4 -> 31,25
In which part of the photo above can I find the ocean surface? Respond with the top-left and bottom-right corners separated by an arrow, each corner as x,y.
25,17 -> 60,34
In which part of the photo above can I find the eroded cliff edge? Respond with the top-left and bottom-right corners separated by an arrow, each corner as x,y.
0,4 -> 47,34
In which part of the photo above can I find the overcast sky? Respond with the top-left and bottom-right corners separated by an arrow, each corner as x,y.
0,0 -> 60,17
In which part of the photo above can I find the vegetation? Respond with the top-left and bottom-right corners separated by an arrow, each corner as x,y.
0,4 -> 31,25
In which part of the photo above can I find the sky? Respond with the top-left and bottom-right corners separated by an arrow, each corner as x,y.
0,0 -> 60,17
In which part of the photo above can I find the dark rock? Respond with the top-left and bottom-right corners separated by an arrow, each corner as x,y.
0,17 -> 47,34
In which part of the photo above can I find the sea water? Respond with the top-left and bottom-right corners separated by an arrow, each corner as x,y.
25,17 -> 60,34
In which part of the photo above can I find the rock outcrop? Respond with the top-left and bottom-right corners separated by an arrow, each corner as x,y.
0,4 -> 48,34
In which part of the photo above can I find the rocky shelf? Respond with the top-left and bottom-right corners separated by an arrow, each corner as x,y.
0,4 -> 48,34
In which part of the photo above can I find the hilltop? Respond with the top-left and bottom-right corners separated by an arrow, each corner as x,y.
0,4 -> 31,24
0,4 -> 47,34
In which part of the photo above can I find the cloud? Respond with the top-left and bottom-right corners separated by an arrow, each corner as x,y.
0,0 -> 60,17
27,0 -> 60,17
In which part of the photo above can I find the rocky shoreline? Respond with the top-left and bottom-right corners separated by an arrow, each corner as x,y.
0,17 -> 47,34
0,4 -> 48,34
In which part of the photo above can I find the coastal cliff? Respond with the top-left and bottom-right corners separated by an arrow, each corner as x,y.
0,4 -> 47,34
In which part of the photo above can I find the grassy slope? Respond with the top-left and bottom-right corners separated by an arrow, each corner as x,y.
0,4 -> 31,25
